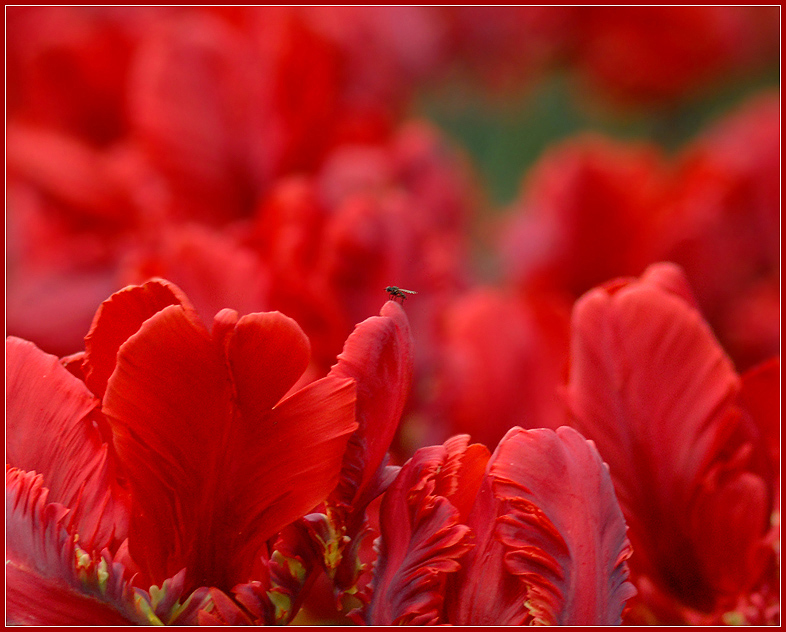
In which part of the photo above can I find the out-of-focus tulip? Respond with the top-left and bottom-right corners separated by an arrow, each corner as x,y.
566,262 -> 778,623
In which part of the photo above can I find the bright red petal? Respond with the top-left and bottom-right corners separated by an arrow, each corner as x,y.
83,278 -> 196,399
103,303 -> 356,593
102,303 -> 232,587
449,427 -> 634,625
6,336 -> 128,551
328,299 -> 414,507
231,375 -> 357,567
228,311 -> 311,413
566,262 -> 773,611
6,467 -> 140,625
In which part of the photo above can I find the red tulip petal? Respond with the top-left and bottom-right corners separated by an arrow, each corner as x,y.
227,311 -> 311,414
83,278 -> 196,399
6,123 -> 134,224
128,13 -> 259,221
740,357 -> 780,469
328,299 -> 414,507
638,260 -> 700,307
449,427 -> 634,625
505,427 -> 634,624
6,336 -> 128,550
243,376 -> 358,549
691,464 -> 771,596
103,303 -> 356,592
446,442 -> 491,522
6,467 -> 140,625
566,262 -> 773,610
102,303 -> 234,587
367,436 -> 480,625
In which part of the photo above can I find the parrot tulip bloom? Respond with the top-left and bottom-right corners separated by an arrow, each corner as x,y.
566,262 -> 778,622
6,278 -> 415,625
366,427 -> 636,625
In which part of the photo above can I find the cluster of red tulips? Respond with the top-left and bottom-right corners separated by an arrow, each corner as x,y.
6,6 -> 780,626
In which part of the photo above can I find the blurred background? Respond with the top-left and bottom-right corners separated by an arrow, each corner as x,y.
6,6 -> 781,454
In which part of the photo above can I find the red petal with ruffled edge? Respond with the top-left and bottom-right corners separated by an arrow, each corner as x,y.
328,299 -> 414,507
102,301 -> 357,593
366,435 -> 488,625
448,427 -> 635,625
6,337 -> 128,551
566,262 -> 773,611
6,467 -> 140,625
83,278 -> 195,400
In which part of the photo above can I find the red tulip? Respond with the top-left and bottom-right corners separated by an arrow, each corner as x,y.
366,427 -> 635,625
6,278 -> 413,624
566,262 -> 778,622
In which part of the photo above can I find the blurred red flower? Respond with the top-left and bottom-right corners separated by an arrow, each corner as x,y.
500,91 -> 780,371
656,91 -> 780,371
248,121 -> 476,379
565,262 -> 779,623
437,6 -> 574,93
572,6 -> 778,107
427,286 -> 570,449
501,133 -> 666,299
366,428 -> 635,625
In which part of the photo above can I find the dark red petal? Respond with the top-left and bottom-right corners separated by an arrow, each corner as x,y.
568,263 -> 739,513
328,299 -> 414,507
450,427 -> 634,625
83,278 -> 197,399
205,588 -> 254,625
566,262 -> 773,610
366,437 -> 478,625
6,336 -> 128,550
6,467 -> 140,625
691,465 -> 771,596
740,357 -> 780,469
103,303 -> 356,593
227,310 -> 311,413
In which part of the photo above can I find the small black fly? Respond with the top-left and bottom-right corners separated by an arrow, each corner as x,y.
385,286 -> 417,303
